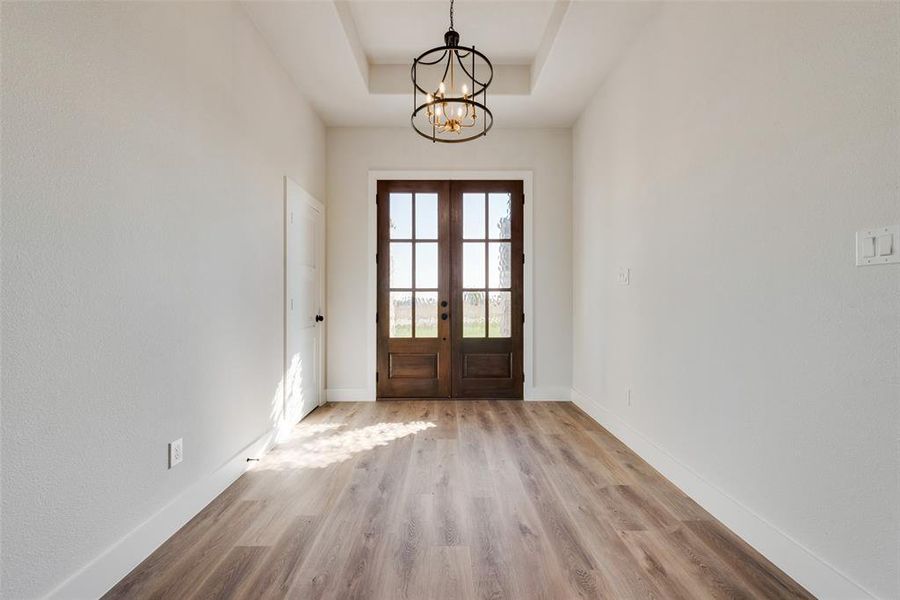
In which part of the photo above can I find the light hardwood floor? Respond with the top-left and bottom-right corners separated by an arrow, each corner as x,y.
104,401 -> 813,599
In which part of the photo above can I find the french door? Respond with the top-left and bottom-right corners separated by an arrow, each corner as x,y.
377,180 -> 523,399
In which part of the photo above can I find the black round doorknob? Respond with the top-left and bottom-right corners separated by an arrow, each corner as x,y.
440,300 -> 448,307
315,314 -> 324,322
441,313 -> 448,320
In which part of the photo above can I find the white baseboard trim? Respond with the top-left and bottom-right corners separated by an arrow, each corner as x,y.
325,388 -> 373,402
569,387 -> 876,600
525,386 -> 572,401
43,428 -> 278,600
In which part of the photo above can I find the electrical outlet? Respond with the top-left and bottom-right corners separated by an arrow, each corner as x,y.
626,388 -> 632,407
169,438 -> 183,469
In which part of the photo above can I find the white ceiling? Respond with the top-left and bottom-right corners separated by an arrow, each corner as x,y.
242,0 -> 660,128
350,1 -> 559,65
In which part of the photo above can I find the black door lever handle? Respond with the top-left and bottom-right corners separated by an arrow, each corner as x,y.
315,314 -> 324,322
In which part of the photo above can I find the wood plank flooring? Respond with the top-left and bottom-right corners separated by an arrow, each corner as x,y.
104,401 -> 814,599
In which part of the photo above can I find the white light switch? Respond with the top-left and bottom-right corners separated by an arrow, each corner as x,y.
617,267 -> 630,285
857,225 -> 900,266
877,234 -> 893,256
862,236 -> 876,258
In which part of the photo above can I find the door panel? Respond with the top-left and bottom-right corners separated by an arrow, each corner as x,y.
376,179 -> 522,399
286,177 -> 324,422
451,181 -> 523,398
377,181 -> 451,397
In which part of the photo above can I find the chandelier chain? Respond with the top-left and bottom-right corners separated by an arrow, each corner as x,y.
449,0 -> 454,30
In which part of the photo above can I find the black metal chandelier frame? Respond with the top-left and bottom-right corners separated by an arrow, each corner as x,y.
410,1 -> 494,143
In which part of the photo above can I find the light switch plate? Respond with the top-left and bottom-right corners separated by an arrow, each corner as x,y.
617,267 -> 630,285
856,225 -> 899,266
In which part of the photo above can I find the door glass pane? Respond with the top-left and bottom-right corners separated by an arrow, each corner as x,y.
390,193 -> 412,239
463,193 -> 485,239
415,193 -> 438,239
488,291 -> 511,337
488,242 -> 512,288
389,292 -> 412,337
390,243 -> 412,288
415,242 -> 438,289
463,291 -> 486,338
462,243 -> 485,288
488,193 -> 512,239
415,292 -> 438,338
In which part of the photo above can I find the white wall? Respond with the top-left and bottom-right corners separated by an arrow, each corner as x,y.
572,2 -> 899,599
325,127 -> 572,399
1,2 -> 325,597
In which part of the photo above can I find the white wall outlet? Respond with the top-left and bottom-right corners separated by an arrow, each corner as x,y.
626,388 -> 632,407
617,267 -> 630,285
856,225 -> 899,266
168,438 -> 183,469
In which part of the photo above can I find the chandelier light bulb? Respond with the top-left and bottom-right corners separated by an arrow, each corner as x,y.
438,81 -> 446,95
461,83 -> 468,96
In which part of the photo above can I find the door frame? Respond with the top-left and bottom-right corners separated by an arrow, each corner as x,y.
283,176 -> 326,437
366,170 -> 534,400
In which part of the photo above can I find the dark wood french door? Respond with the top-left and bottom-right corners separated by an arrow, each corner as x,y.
377,180 -> 523,399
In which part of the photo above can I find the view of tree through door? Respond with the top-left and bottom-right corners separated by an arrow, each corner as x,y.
377,180 -> 523,399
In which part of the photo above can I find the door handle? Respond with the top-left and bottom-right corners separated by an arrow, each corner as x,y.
440,300 -> 448,307
315,314 -> 324,322
441,313 -> 448,320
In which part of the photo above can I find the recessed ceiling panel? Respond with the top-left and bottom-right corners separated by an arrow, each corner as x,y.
349,0 -> 558,65
243,0 -> 661,127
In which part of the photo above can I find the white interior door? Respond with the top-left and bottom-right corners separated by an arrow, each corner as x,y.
285,177 -> 325,425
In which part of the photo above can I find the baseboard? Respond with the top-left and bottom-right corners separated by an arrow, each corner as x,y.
325,388 -> 373,402
569,387 -> 876,600
525,386 -> 572,401
43,428 -> 278,600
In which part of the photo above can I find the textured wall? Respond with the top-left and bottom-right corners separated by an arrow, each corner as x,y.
1,3 -> 325,597
572,3 -> 899,597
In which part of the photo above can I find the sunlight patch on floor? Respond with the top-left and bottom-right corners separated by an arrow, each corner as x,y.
255,421 -> 436,471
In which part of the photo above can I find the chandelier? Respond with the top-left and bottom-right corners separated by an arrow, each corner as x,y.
411,0 -> 493,143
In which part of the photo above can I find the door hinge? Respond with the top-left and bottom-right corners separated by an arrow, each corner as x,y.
522,373 -> 526,383
375,252 -> 379,264
522,254 -> 525,264
376,371 -> 379,383
522,313 -> 525,323
375,311 -> 379,323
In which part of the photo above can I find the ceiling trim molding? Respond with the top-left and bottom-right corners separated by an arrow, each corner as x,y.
333,0 -> 370,86
531,0 -> 570,88
368,63 -> 531,96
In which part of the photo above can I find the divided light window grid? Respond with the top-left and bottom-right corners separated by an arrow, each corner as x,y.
388,192 -> 439,338
462,192 -> 512,338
